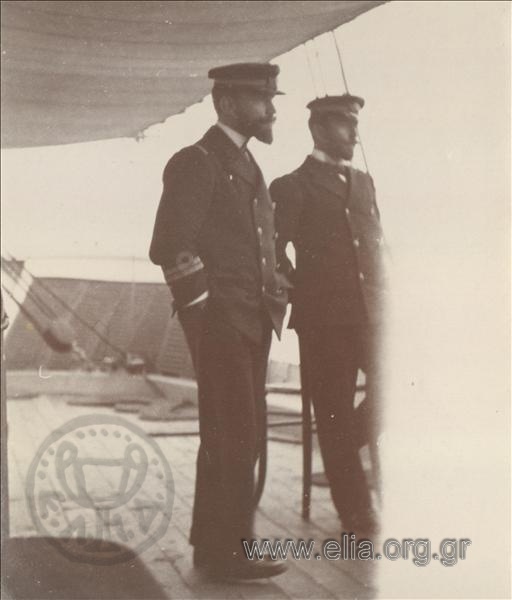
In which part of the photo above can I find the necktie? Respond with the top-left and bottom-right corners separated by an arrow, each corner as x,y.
242,146 -> 252,164
328,163 -> 347,182
240,146 -> 259,184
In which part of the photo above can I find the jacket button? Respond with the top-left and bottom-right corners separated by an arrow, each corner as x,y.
353,238 -> 360,247
257,226 -> 263,235
262,285 -> 266,293
345,208 -> 350,216
253,198 -> 258,207
274,231 -> 279,240
262,257 -> 267,265
359,272 -> 365,281
229,174 -> 233,181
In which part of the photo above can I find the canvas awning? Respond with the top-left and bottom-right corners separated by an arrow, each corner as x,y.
1,0 -> 385,148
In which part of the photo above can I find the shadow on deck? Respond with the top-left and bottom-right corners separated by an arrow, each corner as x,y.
3,373 -> 377,599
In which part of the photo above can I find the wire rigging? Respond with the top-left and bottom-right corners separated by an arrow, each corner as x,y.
302,43 -> 319,98
1,284 -> 48,337
1,258 -> 57,320
3,253 -> 127,358
312,38 -> 328,96
331,30 -> 351,94
330,29 -> 371,174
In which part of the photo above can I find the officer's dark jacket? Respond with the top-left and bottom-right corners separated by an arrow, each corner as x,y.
270,156 -> 387,330
149,125 -> 290,343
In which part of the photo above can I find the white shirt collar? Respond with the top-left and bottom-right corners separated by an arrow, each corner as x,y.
216,121 -> 248,149
310,147 -> 350,168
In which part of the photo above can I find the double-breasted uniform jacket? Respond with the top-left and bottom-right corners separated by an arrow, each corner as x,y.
150,125 -> 290,343
270,155 -> 387,332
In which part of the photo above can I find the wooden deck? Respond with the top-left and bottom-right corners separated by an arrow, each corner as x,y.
5,390 -> 377,599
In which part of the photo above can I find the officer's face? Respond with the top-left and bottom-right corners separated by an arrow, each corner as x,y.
232,89 -> 277,144
318,115 -> 358,160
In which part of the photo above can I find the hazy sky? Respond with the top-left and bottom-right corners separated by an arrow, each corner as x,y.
2,1 -> 507,266
1,2 -> 510,597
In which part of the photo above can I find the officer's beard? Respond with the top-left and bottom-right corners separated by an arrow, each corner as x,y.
325,140 -> 355,162
251,119 -> 275,145
235,116 -> 275,145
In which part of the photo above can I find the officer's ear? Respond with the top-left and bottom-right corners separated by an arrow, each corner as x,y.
217,92 -> 238,119
309,116 -> 327,145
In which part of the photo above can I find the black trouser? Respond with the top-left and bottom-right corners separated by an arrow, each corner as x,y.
299,322 -> 381,523
179,304 -> 271,558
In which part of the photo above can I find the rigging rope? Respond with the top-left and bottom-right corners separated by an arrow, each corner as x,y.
331,29 -> 371,174
2,279 -> 80,354
331,30 -> 351,94
2,253 -> 162,385
313,38 -> 328,96
1,284 -> 48,338
1,258 -> 57,319
302,43 -> 320,98
4,253 -> 127,359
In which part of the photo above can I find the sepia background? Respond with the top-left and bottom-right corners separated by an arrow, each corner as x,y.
2,1 -> 510,597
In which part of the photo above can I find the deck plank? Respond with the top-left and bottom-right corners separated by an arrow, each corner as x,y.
165,435 -> 372,599
38,396 -> 205,599
6,393 -> 376,599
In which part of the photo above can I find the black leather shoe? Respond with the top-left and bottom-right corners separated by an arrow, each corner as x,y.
342,508 -> 380,538
208,556 -> 288,581
193,546 -> 210,567
194,549 -> 288,581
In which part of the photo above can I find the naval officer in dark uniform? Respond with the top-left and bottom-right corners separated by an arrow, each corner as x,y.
270,95 -> 387,535
150,63 -> 290,579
